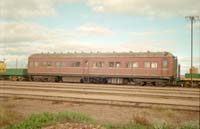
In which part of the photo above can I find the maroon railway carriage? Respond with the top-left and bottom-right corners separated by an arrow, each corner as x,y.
28,52 -> 178,85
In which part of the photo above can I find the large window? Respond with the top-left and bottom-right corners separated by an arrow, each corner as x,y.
151,62 -> 158,69
127,62 -> 138,68
144,62 -> 150,68
56,62 -> 65,67
70,62 -> 80,67
94,62 -> 104,68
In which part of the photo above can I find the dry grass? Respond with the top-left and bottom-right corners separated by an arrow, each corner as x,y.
0,101 -> 23,128
132,114 -> 150,126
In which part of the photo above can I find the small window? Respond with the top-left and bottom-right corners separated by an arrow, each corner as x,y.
127,62 -> 133,68
151,62 -> 158,68
116,62 -> 121,68
163,60 -> 168,68
109,62 -> 115,68
133,62 -> 138,68
34,62 -> 39,67
70,62 -> 80,67
109,62 -> 120,68
144,62 -> 150,68
47,62 -> 53,67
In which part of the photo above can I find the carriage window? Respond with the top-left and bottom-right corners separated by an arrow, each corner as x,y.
116,62 -> 121,68
109,62 -> 120,68
47,62 -> 53,67
127,62 -> 132,68
94,62 -> 104,68
56,62 -> 60,67
109,62 -> 115,68
34,62 -> 39,67
70,62 -> 80,67
133,62 -> 138,68
144,62 -> 150,68
151,62 -> 158,68
163,60 -> 168,68
56,62 -> 65,67
61,62 -> 65,67
127,62 -> 138,68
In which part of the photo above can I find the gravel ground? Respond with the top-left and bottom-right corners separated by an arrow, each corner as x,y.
1,98 -> 199,125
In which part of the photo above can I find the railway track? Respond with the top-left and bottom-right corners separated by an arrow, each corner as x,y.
1,85 -> 199,100
0,81 -> 199,112
1,81 -> 199,94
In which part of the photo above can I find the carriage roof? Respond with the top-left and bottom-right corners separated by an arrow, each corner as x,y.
29,51 -> 174,58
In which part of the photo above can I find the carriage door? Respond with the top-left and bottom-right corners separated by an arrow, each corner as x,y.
83,59 -> 89,78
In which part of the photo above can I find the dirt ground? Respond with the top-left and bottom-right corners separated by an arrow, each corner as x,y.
0,97 -> 199,125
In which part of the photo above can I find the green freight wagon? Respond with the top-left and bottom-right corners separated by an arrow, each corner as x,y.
185,73 -> 200,78
179,73 -> 200,87
0,68 -> 27,81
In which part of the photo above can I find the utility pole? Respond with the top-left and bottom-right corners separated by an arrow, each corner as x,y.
185,16 -> 200,87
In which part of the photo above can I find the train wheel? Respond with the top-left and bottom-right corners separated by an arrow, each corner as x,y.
80,78 -> 84,83
152,82 -> 158,86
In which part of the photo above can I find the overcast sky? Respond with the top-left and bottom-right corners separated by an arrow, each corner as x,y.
0,0 -> 200,74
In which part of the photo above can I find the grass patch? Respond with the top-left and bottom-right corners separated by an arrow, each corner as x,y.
3,111 -> 199,129
177,121 -> 200,129
4,112 -> 94,129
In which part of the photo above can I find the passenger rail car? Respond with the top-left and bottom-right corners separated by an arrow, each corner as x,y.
28,52 -> 178,85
